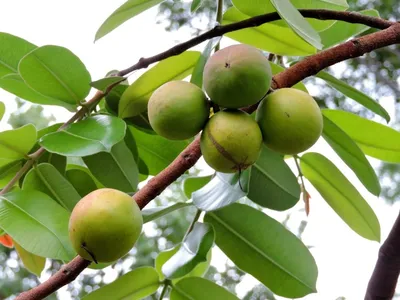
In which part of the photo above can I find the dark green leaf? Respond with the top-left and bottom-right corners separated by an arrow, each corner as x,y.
205,204 -> 318,297
18,45 -> 91,104
0,160 -> 23,189
300,152 -> 380,241
90,76 -> 125,93
65,168 -> 98,198
322,116 -> 380,196
0,190 -> 75,260
142,202 -> 192,223
105,84 -> 127,115
40,115 -> 126,157
183,175 -> 213,199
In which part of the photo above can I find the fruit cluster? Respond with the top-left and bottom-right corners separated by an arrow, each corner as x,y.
148,44 -> 323,173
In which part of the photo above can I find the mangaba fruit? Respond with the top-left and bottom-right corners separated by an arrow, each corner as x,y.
69,188 -> 143,263
200,110 -> 262,173
203,44 -> 272,109
148,81 -> 210,140
256,88 -> 323,154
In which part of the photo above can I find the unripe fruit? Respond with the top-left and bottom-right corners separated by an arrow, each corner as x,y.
148,81 -> 210,140
69,188 -> 143,263
200,110 -> 262,173
256,88 -> 323,154
203,44 -> 272,109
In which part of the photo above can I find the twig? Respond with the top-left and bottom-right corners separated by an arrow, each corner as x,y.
159,282 -> 169,300
183,209 -> 202,241
214,0 -> 223,52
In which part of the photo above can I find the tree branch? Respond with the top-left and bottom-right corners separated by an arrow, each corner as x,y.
13,12 -> 400,300
118,9 -> 393,76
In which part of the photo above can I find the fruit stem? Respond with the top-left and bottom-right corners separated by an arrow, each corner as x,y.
293,155 -> 310,215
183,209 -> 202,241
81,243 -> 98,264
215,0 -> 223,51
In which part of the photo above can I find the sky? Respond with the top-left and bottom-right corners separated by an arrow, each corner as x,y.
0,1 -> 399,299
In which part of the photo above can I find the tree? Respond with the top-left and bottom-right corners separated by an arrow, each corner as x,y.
0,1 -> 399,299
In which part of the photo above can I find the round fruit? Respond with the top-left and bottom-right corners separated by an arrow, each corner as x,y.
69,188 -> 143,263
200,110 -> 262,173
256,88 -> 323,154
203,44 -> 272,109
148,81 -> 210,140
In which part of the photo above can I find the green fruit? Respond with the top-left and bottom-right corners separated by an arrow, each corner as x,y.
256,88 -> 323,154
148,81 -> 210,140
69,188 -> 143,263
200,110 -> 262,173
203,44 -> 272,109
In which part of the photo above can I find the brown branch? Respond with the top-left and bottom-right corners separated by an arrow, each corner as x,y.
365,211 -> 400,299
118,9 -> 393,76
14,14 -> 400,300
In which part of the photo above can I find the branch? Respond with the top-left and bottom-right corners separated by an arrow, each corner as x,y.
365,211 -> 400,299
14,13 -> 400,300
118,9 -> 393,76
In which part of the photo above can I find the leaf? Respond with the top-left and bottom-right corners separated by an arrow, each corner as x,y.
171,277 -> 239,300
66,164 -> 105,188
320,9 -> 380,49
300,152 -> 380,241
142,202 -> 192,223
82,267 -> 160,300
183,175 -> 213,198
90,76 -> 125,93
192,171 -> 249,211
0,32 -> 36,78
118,51 -> 200,119
105,84 -> 127,115
204,203 -> 318,298
129,126 -> 189,175
322,116 -> 380,196
66,168 -> 98,197
191,0 -> 204,13
190,37 -> 221,88
22,163 -> 81,211
162,222 -> 214,279
0,74 -> 77,111
248,146 -> 300,211
0,124 -> 36,167
270,0 -> 322,49
222,8 -> 316,56
269,62 -> 307,92
0,102 -> 5,121
317,71 -> 389,122
95,0 -> 165,41
83,141 -> 139,193
14,241 -> 46,277
322,109 -> 400,162
40,115 -> 126,157
0,190 -> 75,260
0,160 -> 23,189
18,45 -> 91,104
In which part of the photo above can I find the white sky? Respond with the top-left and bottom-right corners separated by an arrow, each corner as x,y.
1,1 -> 399,299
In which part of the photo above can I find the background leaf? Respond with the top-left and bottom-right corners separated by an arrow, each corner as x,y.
300,152 -> 380,241
0,102 -> 5,121
183,175 -> 213,199
191,0 -> 204,13
65,168 -> 98,197
90,76 -> 125,92
14,241 -> 46,277
142,202 -> 192,223
204,203 -> 318,298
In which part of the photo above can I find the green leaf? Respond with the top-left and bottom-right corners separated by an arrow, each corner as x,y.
126,112 -> 154,134
82,266 -> 160,300
90,76 -> 125,93
83,141 -> 139,193
204,203 -> 318,298
118,51 -> 200,119
322,116 -> 380,196
323,109 -> 400,163
270,0 -> 322,49
300,152 -> 380,241
105,84 -> 127,115
95,0 -> 165,41
22,163 -> 81,211
142,202 -> 192,223
248,146 -> 300,211
190,37 -> 221,88
191,0 -> 204,13
192,172 -> 249,211
183,175 -> 213,199
0,190 -> 75,260
0,160 -> 23,189
320,9 -> 379,49
0,32 -> 36,78
162,222 -> 214,279
40,115 -> 126,157
171,277 -> 239,300
222,8 -> 316,56
14,241 -> 46,277
0,102 -> 5,121
269,62 -> 307,92
66,164 -> 105,188
0,74 -> 77,111
18,45 -> 91,104
129,126 -> 189,175
66,169 -> 98,198
317,71 -> 389,122
0,124 -> 36,167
